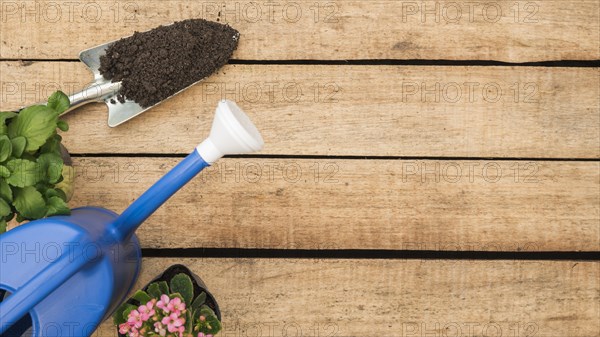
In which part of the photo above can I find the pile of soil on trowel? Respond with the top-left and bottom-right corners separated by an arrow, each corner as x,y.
99,19 -> 239,108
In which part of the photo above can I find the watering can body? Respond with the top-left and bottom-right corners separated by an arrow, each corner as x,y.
1,207 -> 141,336
0,100 -> 264,337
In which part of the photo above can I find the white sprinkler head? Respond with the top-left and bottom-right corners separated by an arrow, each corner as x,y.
196,100 -> 264,164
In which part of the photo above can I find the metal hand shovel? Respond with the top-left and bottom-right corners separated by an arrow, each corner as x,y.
0,100 -> 263,337
23,25 -> 238,127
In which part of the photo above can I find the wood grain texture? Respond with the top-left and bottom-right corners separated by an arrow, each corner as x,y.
94,258 -> 600,337
0,1 -> 598,62
1,61 -> 598,158
57,157 -> 599,251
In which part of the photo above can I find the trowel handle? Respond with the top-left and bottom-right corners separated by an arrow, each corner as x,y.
16,80 -> 121,116
63,81 -> 122,115
109,150 -> 210,241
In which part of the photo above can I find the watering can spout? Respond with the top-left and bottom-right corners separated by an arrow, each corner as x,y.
196,99 -> 264,163
110,100 -> 264,241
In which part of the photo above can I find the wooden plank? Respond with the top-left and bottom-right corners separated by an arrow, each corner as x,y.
0,1 -> 598,62
44,157 -> 598,251
94,258 -> 600,337
1,62 -> 598,158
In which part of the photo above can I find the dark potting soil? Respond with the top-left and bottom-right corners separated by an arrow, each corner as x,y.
99,19 -> 239,108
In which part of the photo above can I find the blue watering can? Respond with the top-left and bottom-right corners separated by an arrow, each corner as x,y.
0,100 -> 264,337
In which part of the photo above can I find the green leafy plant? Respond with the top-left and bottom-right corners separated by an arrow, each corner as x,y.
0,91 -> 71,233
114,273 -> 221,337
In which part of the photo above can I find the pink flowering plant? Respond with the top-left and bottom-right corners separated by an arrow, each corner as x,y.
114,273 -> 222,337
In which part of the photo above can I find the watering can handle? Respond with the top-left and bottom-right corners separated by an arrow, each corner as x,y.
0,237 -> 91,335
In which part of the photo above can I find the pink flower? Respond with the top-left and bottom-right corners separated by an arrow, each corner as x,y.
127,309 -> 143,329
156,294 -> 171,312
167,297 -> 186,315
162,313 -> 185,333
138,301 -> 156,321
197,333 -> 213,337
154,322 -> 167,336
118,322 -> 132,334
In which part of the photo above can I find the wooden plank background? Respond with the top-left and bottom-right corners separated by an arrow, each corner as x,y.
0,0 -> 598,336
61,157 -> 599,251
92,258 -> 600,337
0,1 -> 598,61
0,62 -> 599,158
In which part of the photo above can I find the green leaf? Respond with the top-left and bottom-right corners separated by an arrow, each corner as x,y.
47,91 -> 70,114
6,159 -> 43,187
113,302 -> 133,326
0,166 -> 9,178
40,133 -> 61,155
132,290 -> 152,304
199,305 -> 216,316
186,310 -> 193,333
118,303 -> 138,325
155,280 -> 168,295
10,137 -> 26,158
0,135 -> 12,162
147,282 -> 162,299
57,120 -> 69,132
0,111 -> 17,135
191,292 -> 207,311
0,198 -> 10,217
0,179 -> 12,202
169,292 -> 184,301
0,111 -> 17,122
37,153 -> 63,184
197,305 -> 222,335
54,165 -> 73,202
4,212 -> 14,222
13,186 -> 46,219
8,105 -> 58,152
170,273 -> 194,306
45,188 -> 67,202
45,196 -> 70,217
192,293 -> 207,321
0,219 -> 6,233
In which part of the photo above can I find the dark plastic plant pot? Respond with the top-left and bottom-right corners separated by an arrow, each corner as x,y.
117,264 -> 221,337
